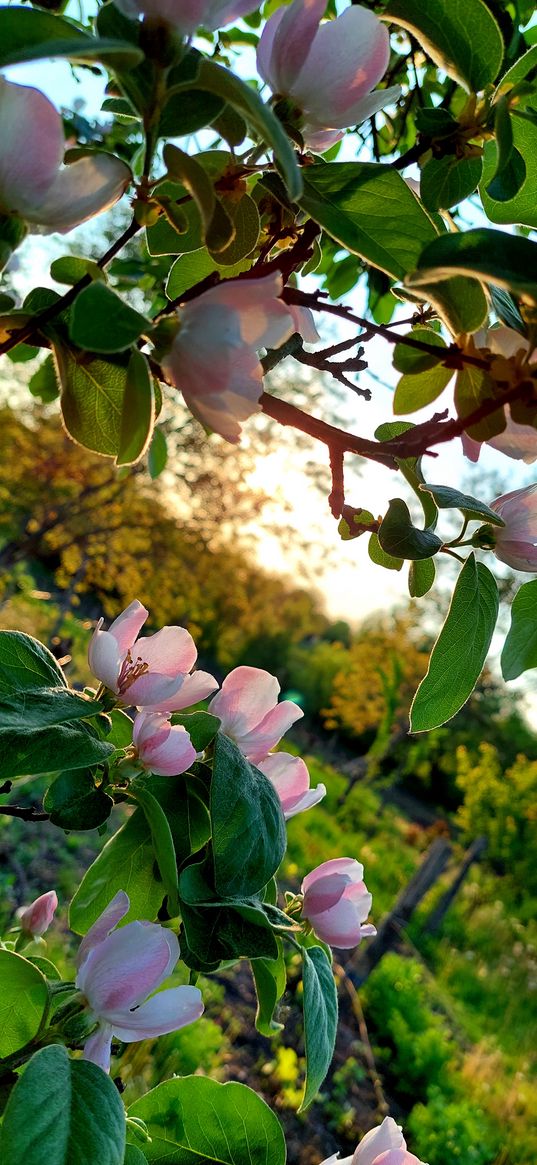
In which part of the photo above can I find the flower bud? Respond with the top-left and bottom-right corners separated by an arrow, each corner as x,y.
17,890 -> 58,938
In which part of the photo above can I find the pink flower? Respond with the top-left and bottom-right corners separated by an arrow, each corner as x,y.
301,858 -> 376,949
257,753 -> 325,819
0,79 -> 130,235
88,599 -> 217,708
75,891 -> 203,1073
257,0 -> 401,151
161,273 -> 319,443
461,327 -> 537,464
489,483 -> 537,571
17,890 -> 58,938
114,0 -> 259,35
321,1116 -> 427,1165
132,710 -> 197,775
208,665 -> 303,764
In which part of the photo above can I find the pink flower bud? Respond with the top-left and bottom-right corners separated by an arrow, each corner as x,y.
257,0 -> 401,151
132,710 -> 197,775
114,0 -> 260,36
257,753 -> 325,819
75,891 -> 203,1073
208,666 -> 303,764
88,599 -> 217,708
161,274 -> 318,443
489,483 -> 537,571
301,858 -> 376,949
17,890 -> 58,938
321,1116 -> 427,1165
0,79 -> 130,234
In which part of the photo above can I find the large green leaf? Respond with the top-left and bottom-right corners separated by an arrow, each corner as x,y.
178,863 -> 279,967
0,1046 -> 126,1165
408,228 -> 537,303
0,951 -> 49,1058
211,733 -> 286,898
69,809 -> 165,934
0,7 -> 143,68
0,688 -> 102,730
421,155 -> 483,212
0,631 -> 66,695
300,946 -> 338,1111
410,555 -> 499,731
480,46 -> 537,227
44,770 -> 114,831
116,350 -> 155,467
69,284 -> 150,354
384,0 -> 504,90
0,721 -> 113,779
128,1076 -> 286,1164
129,781 -> 179,915
299,164 -> 437,280
501,580 -> 537,680
419,484 -> 506,526
55,342 -> 130,457
378,499 -> 442,561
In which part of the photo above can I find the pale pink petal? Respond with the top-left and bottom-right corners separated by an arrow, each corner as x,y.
343,879 -> 373,925
257,753 -> 310,802
163,303 -> 245,400
303,128 -> 346,153
109,600 -> 149,655
355,1119 -> 406,1165
288,305 -> 321,344
132,711 -> 170,752
76,922 -> 179,1013
303,84 -> 402,136
307,896 -> 368,948
292,7 -> 390,125
241,700 -> 304,764
124,671 -> 185,707
115,0 -> 258,34
209,666 -> 281,737
494,539 -> 537,571
25,153 -> 131,234
75,890 -> 130,971
374,1153 -> 421,1165
183,387 -> 261,444
490,421 -> 537,463
144,670 -> 219,714
302,857 -> 364,897
257,0 -> 327,94
82,1022 -> 114,1073
123,625 -> 197,676
302,872 -> 351,915
284,786 -> 326,818
461,432 -> 482,462
487,326 -> 530,360
0,79 -> 64,213
88,626 -> 121,691
109,985 -> 204,1040
18,890 -> 58,938
143,724 -> 197,775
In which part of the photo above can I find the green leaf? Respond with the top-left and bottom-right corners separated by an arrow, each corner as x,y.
116,351 -> 155,467
393,365 -> 453,414
170,711 -> 220,752
124,1148 -> 148,1165
410,555 -> 499,731
128,1076 -> 286,1165
501,579 -> 537,680
420,155 -> 483,212
489,286 -> 527,335
159,89 -> 224,138
190,60 -> 301,201
383,0 -> 504,90
409,228 -> 537,303
409,558 -> 436,598
300,946 -> 338,1111
148,428 -> 168,479
368,532 -> 403,571
419,483 -> 506,525
0,1046 -> 126,1165
44,770 -> 114,831
251,940 -> 286,1036
393,327 -> 447,375
166,247 -> 251,299
379,499 -> 442,561
0,721 -> 113,779
50,256 -> 106,286
146,192 -> 202,256
28,355 -> 59,403
0,631 -> 67,695
480,46 -> 537,226
414,274 -> 488,336
56,344 -> 130,457
209,193 -> 260,266
69,283 -> 150,354
179,871 -> 279,966
163,145 -> 234,254
0,951 -> 49,1057
103,708 -> 135,749
299,163 -> 437,280
129,781 -> 179,914
0,688 -> 102,730
143,776 -> 211,868
454,365 -> 505,441
69,809 -> 165,934
0,7 -> 143,68
211,733 -> 286,897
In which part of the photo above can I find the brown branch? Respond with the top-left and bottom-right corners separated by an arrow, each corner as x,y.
328,447 -> 345,518
0,805 -> 49,822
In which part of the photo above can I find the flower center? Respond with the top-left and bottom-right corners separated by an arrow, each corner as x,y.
117,649 -> 149,694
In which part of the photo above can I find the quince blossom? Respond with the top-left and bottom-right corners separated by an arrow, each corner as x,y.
257,0 -> 401,151
114,0 -> 260,35
461,327 -> 537,464
208,665 -> 303,765
301,858 -> 376,949
75,891 -> 203,1073
321,1115 -> 427,1165
17,890 -> 58,938
489,483 -> 537,571
161,272 -> 319,443
257,753 -> 326,819
88,599 -> 216,708
132,710 -> 197,775
0,78 -> 130,235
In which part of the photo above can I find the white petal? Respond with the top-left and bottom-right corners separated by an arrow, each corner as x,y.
25,153 -> 130,233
